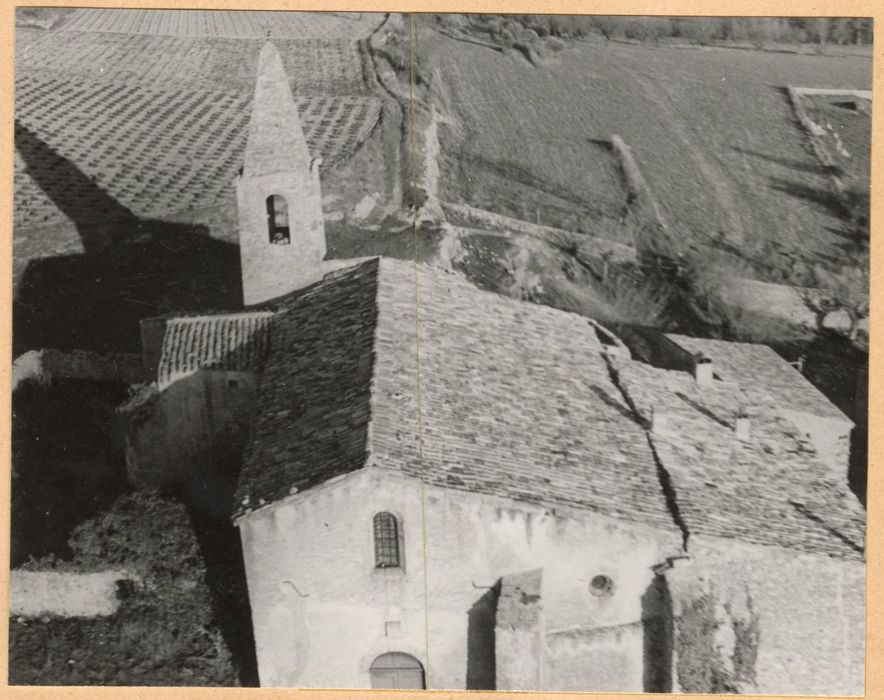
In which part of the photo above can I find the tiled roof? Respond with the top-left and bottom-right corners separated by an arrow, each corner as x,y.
234,258 -> 677,532
235,260 -> 379,514
368,259 -> 677,532
157,313 -> 273,387
615,360 -> 865,559
230,257 -> 863,560
664,334 -> 849,423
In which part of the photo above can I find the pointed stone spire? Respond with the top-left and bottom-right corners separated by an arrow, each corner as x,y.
242,42 -> 311,177
235,41 -> 326,306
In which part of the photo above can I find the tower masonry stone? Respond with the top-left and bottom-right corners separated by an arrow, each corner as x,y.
236,42 -> 326,306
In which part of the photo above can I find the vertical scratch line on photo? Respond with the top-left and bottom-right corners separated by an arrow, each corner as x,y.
408,11 -> 432,683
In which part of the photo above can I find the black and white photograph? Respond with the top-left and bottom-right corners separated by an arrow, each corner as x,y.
9,6 -> 872,693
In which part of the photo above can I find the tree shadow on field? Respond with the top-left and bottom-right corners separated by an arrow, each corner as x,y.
768,176 -> 849,219
730,146 -> 835,176
13,121 -> 242,356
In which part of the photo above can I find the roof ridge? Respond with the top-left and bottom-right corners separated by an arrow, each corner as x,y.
166,310 -> 275,322
362,261 -> 385,472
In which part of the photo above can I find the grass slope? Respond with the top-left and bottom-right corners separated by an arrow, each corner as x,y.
423,25 -> 871,285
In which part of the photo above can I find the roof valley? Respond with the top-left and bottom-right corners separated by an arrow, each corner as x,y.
601,352 -> 691,551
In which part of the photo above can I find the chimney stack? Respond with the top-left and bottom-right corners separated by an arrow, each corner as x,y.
692,353 -> 714,386
734,409 -> 751,441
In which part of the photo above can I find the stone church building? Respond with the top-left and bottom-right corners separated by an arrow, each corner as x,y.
118,43 -> 865,693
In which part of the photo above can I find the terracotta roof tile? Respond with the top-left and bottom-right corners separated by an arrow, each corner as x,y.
157,312 -> 273,387
368,260 -> 676,531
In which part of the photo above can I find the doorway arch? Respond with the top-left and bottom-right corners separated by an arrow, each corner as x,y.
369,652 -> 425,689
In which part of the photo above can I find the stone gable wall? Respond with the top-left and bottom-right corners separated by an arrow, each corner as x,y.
237,468 -> 680,689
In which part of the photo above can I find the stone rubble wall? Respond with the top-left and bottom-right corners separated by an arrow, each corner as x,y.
12,348 -> 146,391
10,569 -> 139,619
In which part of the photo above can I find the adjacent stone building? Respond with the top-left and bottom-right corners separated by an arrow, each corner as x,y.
116,41 -> 866,693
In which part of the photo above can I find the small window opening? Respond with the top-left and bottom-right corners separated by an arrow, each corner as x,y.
228,379 -> 240,389
590,574 -> 614,597
266,194 -> 290,245
373,512 -> 400,568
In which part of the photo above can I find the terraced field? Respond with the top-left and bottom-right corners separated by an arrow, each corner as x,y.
14,22 -> 384,233
17,30 -> 373,95
422,23 -> 872,285
57,8 -> 381,39
15,73 -> 379,228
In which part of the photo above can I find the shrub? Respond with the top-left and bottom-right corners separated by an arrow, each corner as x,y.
597,270 -> 672,326
812,263 -> 869,342
842,179 -> 870,235
10,492 -> 238,686
547,265 -> 672,329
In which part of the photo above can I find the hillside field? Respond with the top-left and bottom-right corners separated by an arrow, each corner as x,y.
421,21 -> 872,286
12,11 -> 872,353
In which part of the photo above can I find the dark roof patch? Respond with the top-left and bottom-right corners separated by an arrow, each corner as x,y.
234,259 -> 380,515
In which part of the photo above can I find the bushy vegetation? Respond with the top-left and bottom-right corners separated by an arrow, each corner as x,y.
374,14 -> 434,87
430,14 -> 578,66
676,589 -> 761,694
598,17 -> 872,48
11,379 -> 129,566
9,492 -> 239,686
596,270 -> 673,327
794,95 -> 870,343
433,15 -> 873,53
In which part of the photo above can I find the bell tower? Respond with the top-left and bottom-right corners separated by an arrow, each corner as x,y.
236,42 -> 326,306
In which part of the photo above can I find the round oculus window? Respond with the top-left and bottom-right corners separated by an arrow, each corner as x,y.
590,574 -> 614,596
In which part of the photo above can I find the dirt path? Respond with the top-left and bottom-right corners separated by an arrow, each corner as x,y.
421,104 -> 444,219
364,14 -> 408,208
419,104 -> 466,271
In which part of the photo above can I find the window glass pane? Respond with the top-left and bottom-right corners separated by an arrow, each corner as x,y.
373,512 -> 399,568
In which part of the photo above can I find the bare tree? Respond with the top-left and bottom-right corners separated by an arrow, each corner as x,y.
812,264 -> 869,342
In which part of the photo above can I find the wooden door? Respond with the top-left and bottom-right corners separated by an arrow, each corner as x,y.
369,652 -> 425,689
